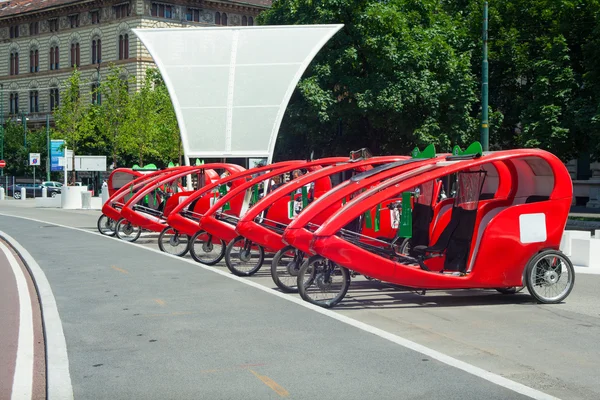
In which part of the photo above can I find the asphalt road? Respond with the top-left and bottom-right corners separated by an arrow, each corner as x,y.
1,201 -> 599,399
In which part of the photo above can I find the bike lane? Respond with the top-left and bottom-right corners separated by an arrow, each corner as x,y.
0,215 -> 546,400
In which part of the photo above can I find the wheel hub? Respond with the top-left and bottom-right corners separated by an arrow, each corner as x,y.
544,269 -> 559,285
123,225 -> 133,235
239,249 -> 251,262
315,273 -> 331,290
169,235 -> 180,246
202,242 -> 213,252
286,261 -> 299,276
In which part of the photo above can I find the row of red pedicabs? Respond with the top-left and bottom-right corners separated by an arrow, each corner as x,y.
96,143 -> 575,308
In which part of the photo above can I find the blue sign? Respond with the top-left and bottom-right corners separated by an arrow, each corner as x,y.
50,139 -> 65,171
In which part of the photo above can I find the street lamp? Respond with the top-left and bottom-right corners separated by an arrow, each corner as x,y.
0,83 -> 4,177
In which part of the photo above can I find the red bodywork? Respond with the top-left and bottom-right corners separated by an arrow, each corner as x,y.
282,156 -> 450,255
309,149 -> 572,289
235,156 -> 410,254
199,157 -> 348,249
166,161 -> 303,237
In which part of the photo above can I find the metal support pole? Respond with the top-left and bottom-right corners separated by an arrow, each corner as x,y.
22,112 -> 27,149
0,83 -> 3,177
480,1 -> 489,152
46,114 -> 50,181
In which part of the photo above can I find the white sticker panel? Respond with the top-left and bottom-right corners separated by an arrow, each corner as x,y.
519,213 -> 547,244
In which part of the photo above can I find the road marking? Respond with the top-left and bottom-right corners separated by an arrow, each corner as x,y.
0,231 -> 74,400
145,312 -> 193,317
248,369 -> 289,397
0,241 -> 33,400
0,213 -> 560,400
154,298 -> 165,306
111,266 -> 129,275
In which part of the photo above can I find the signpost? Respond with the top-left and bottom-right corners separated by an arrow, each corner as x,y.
29,152 -> 41,186
0,160 -> 5,169
50,139 -> 65,172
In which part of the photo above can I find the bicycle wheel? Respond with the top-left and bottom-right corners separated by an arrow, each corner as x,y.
225,236 -> 264,276
297,255 -> 350,308
97,214 -> 116,236
271,245 -> 304,293
189,230 -> 225,265
115,218 -> 142,242
158,227 -> 190,257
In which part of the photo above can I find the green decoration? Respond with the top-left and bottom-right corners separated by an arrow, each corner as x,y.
364,209 -> 373,229
452,141 -> 483,157
168,162 -> 175,168
411,144 -> 436,159
289,192 -> 295,218
252,184 -> 259,204
144,163 -> 157,170
374,203 -> 381,232
398,192 -> 413,238
301,186 -> 308,208
219,184 -> 230,211
132,164 -> 140,170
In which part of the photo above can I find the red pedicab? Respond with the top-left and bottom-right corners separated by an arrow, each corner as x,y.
166,161 -> 304,265
118,164 -> 239,252
235,151 -> 411,292
97,168 -> 184,237
106,167 -> 158,196
200,157 -> 348,276
299,144 -> 575,308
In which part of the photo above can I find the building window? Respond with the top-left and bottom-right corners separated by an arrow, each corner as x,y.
70,42 -> 80,67
215,12 -> 220,25
29,91 -> 39,113
10,93 -> 19,114
10,51 -> 19,75
29,49 -> 39,73
115,3 -> 130,19
222,13 -> 228,26
152,3 -> 172,18
49,46 -> 60,70
50,88 -> 59,111
119,34 -> 129,60
92,39 -> 102,64
186,8 -> 200,22
29,22 -> 39,35
91,10 -> 100,24
242,16 -> 247,26
248,16 -> 253,26
91,83 -> 101,105
69,14 -> 80,28
9,25 -> 19,38
49,19 -> 59,32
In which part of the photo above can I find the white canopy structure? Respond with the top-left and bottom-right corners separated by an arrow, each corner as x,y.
133,24 -> 343,164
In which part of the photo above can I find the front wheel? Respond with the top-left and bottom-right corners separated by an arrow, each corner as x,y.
271,246 -> 304,293
115,218 -> 142,242
297,255 -> 350,308
525,250 -> 575,304
158,227 -> 190,257
189,230 -> 225,265
225,236 -> 264,276
97,214 -> 116,236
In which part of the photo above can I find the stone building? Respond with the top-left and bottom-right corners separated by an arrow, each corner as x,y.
0,0 -> 271,128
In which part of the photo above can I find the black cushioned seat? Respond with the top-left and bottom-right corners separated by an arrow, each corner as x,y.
525,195 -> 549,203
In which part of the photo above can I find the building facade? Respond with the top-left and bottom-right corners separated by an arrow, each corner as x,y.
0,0 -> 271,128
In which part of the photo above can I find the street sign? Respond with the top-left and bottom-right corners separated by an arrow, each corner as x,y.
50,139 -> 65,171
29,153 -> 41,166
0,160 -> 5,168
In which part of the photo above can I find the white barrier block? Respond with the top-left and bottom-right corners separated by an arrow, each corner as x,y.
595,230 -> 600,239
571,239 -> 591,267
560,232 -> 571,256
35,196 -> 62,208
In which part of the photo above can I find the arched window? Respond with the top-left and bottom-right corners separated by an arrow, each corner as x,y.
92,38 -> 102,64
248,16 -> 254,26
49,46 -> 60,70
70,42 -> 80,67
29,49 -> 39,73
10,92 -> 19,114
29,90 -> 39,113
242,16 -> 247,26
50,87 -> 60,111
222,13 -> 228,26
215,12 -> 220,25
119,34 -> 129,60
10,51 -> 19,75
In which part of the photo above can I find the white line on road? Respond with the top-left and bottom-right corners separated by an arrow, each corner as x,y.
0,241 -> 33,400
0,231 -> 74,400
0,213 -> 560,400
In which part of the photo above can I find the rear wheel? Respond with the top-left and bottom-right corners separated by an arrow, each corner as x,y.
297,255 -> 350,308
115,218 -> 142,242
271,246 -> 304,293
225,236 -> 264,276
158,227 -> 189,257
189,230 -> 225,265
97,214 -> 116,236
525,250 -> 575,304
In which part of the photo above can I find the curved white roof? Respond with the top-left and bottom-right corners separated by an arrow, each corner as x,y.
133,24 -> 343,162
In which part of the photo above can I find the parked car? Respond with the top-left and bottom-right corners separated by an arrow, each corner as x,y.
42,181 -> 63,188
7,183 -> 61,199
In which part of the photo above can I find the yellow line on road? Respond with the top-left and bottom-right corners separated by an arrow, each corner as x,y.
248,369 -> 289,398
154,298 -> 165,306
111,266 -> 129,275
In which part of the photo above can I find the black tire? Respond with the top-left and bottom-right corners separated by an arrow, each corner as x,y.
525,250 -> 575,304
189,230 -> 225,265
495,286 -> 525,295
97,214 -> 116,236
225,236 -> 264,276
13,191 -> 21,199
115,218 -> 142,242
158,227 -> 190,257
398,238 -> 412,255
271,245 -> 304,293
297,255 -> 350,308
